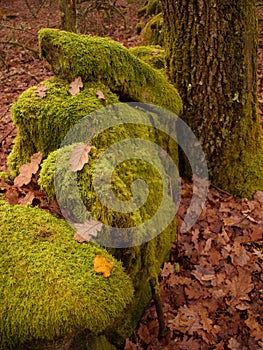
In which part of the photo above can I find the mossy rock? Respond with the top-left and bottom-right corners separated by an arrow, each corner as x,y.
129,45 -> 165,70
0,200 -> 133,349
39,144 -> 176,344
141,13 -> 163,46
38,28 -> 181,114
38,104 -> 178,344
7,78 -> 119,176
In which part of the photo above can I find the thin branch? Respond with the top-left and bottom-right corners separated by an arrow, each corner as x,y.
0,24 -> 37,37
0,41 -> 39,56
24,0 -> 37,18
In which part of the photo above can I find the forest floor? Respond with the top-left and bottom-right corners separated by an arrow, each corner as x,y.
0,1 -> 263,349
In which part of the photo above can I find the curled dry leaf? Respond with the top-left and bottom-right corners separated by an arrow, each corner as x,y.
73,219 -> 103,242
14,152 -> 42,187
18,191 -> 35,206
69,76 -> 83,96
94,255 -> 114,277
96,89 -> 105,100
69,142 -> 91,172
35,85 -> 47,98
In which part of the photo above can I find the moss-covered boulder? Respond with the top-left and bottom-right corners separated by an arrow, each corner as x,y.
38,104 -> 178,345
0,200 -> 133,349
38,28 -> 181,114
7,78 -> 119,176
129,45 -> 165,70
39,143 -> 176,344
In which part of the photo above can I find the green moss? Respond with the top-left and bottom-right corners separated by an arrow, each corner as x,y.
138,0 -> 162,18
0,200 -> 133,349
38,104 -> 178,344
7,78 -> 119,176
38,29 -> 182,114
0,171 -> 12,184
129,45 -> 165,70
141,13 -> 163,46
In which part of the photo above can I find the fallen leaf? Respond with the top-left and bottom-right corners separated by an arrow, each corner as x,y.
228,338 -> 241,350
14,152 -> 42,187
161,262 -> 174,278
137,323 -> 151,344
151,50 -> 160,55
69,143 -> 91,172
124,339 -> 137,350
94,255 -> 114,277
96,89 -> 106,100
245,311 -> 263,341
191,265 -> 215,283
168,305 -> 202,335
35,85 -> 47,98
4,187 -> 20,205
231,241 -> 251,266
18,191 -> 35,205
73,219 -> 103,242
69,76 -> 83,96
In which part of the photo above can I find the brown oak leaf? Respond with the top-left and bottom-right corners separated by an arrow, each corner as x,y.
69,142 -> 91,172
73,219 -> 103,242
35,85 -> 47,98
69,76 -> 83,96
14,152 -> 42,187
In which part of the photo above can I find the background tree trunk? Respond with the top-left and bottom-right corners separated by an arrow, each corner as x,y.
59,0 -> 76,32
162,0 -> 263,197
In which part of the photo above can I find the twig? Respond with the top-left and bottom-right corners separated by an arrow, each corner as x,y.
24,0 -> 37,18
0,126 -> 16,145
150,278 -> 166,338
0,41 -> 39,56
210,183 -> 233,197
0,24 -> 36,37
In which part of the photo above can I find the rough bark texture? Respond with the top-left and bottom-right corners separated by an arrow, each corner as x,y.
162,0 -> 263,197
59,0 -> 76,32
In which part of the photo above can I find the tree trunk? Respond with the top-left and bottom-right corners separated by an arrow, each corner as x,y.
59,0 -> 76,32
162,0 -> 263,197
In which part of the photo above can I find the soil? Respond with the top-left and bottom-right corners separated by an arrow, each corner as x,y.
0,1 -> 263,349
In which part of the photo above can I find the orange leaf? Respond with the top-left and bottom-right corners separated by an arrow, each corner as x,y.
69,142 -> 91,172
94,255 -> 114,278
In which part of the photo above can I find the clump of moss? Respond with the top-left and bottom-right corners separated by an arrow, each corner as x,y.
129,45 -> 165,70
141,13 -> 163,46
7,78 -> 119,176
0,171 -> 12,184
0,200 -> 133,349
138,0 -> 162,18
38,28 -> 182,115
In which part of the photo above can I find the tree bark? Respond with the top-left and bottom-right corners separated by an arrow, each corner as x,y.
162,0 -> 263,197
59,0 -> 76,32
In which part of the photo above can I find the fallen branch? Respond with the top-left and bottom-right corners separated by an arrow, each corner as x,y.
0,41 -> 39,56
0,24 -> 36,37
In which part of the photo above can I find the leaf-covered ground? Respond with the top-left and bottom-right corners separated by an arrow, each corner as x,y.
0,1 -> 263,349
